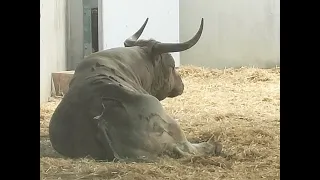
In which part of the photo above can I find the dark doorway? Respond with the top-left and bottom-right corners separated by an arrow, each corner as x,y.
91,8 -> 99,53
83,0 -> 99,57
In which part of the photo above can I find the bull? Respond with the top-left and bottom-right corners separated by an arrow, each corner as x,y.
49,18 -> 223,162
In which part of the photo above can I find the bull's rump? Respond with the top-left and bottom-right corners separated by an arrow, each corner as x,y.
49,75 -> 168,160
48,79 -> 110,159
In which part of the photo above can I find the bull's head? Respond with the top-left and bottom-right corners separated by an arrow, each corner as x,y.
123,18 -> 204,101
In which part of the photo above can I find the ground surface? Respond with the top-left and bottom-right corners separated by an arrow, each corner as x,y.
40,65 -> 280,180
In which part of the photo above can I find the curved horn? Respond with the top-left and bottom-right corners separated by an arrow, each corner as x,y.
153,18 -> 204,54
124,18 -> 149,47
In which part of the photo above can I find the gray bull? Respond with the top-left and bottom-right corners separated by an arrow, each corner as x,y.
49,18 -> 222,162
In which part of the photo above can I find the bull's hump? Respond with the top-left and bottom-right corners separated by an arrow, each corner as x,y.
75,47 -> 149,93
92,47 -> 143,60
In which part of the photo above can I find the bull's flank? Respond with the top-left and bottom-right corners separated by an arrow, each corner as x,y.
40,65 -> 280,180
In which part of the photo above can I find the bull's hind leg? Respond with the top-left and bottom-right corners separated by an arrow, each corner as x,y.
95,118 -> 159,163
92,96 -> 160,163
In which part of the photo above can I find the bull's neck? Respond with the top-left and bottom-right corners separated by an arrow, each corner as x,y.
132,63 -> 154,94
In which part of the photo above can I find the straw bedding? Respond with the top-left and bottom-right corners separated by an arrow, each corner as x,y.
40,65 -> 280,180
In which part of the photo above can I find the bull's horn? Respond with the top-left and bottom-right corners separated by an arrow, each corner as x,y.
124,18 -> 149,47
153,18 -> 204,54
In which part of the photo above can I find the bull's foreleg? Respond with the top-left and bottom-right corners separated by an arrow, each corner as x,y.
164,116 -> 222,157
161,118 -> 198,156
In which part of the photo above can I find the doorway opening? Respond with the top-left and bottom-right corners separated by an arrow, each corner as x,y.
83,0 -> 99,57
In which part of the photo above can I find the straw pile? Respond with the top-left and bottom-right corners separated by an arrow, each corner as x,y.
40,65 -> 280,180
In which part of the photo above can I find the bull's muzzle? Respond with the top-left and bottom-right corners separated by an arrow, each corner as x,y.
168,83 -> 184,97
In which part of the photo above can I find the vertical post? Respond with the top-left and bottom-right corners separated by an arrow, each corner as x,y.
83,0 -> 92,57
98,0 -> 104,51
66,0 -> 84,70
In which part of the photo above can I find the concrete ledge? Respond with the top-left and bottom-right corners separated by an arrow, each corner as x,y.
51,71 -> 74,96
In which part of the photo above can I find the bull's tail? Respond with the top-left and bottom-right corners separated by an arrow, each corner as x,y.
93,102 -> 123,161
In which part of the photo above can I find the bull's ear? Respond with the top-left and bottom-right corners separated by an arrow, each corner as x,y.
146,41 -> 162,66
150,54 -> 162,67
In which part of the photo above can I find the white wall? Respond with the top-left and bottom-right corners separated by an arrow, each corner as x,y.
101,0 -> 180,67
180,0 -> 280,68
40,0 -> 67,103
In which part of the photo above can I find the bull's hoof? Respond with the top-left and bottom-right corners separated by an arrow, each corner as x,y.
213,142 -> 223,156
192,141 -> 223,156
